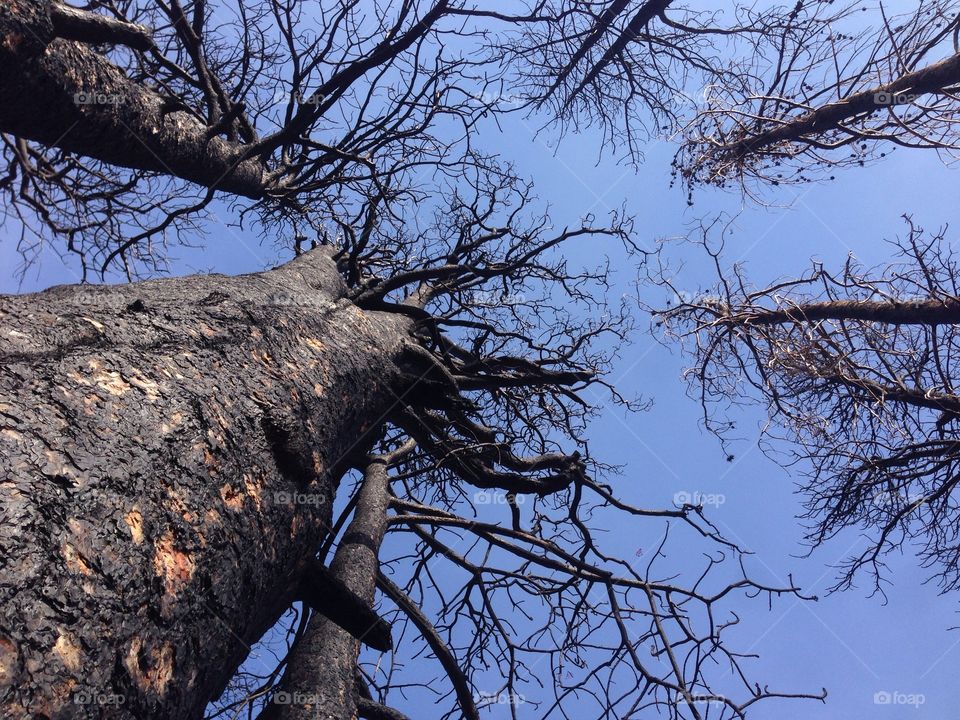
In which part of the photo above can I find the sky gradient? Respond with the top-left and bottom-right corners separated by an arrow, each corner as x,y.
2,61 -> 958,720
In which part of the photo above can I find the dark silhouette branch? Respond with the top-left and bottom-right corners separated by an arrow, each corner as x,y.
50,3 -> 155,50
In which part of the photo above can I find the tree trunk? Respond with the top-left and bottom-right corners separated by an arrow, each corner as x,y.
265,458 -> 392,720
0,248 -> 410,719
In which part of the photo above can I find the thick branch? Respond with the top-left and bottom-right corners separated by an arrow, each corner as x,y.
296,558 -> 393,653
0,0 -> 269,197
564,0 -> 673,107
274,459 -> 394,719
49,3 -> 154,50
357,698 -> 412,720
721,52 -> 960,160
724,298 -> 960,326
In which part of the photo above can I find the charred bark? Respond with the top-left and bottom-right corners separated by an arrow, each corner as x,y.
0,0 -> 268,197
264,458 -> 393,720
723,298 -> 960,326
0,248 -> 412,719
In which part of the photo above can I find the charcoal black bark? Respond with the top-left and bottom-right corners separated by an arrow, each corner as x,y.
266,459 -> 392,720
0,248 -> 410,719
0,0 -> 268,197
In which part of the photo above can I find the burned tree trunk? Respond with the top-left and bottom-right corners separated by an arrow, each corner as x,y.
0,248 -> 411,719
264,456 -> 394,720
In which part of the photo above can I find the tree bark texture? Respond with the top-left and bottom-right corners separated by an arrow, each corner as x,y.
0,0 -> 268,197
265,459 -> 392,720
0,248 -> 411,719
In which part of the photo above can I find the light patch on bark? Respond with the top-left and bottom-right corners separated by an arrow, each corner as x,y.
202,446 -> 220,477
125,509 -> 145,544
93,369 -> 131,396
303,337 -> 325,353
43,449 -> 81,482
160,411 -> 185,434
243,473 -> 263,510
51,679 -> 79,713
53,632 -> 81,673
0,427 -> 22,443
62,522 -> 97,594
153,531 -> 195,607
0,635 -> 20,685
289,512 -> 305,538
165,488 -> 198,525
219,473 -> 263,512
125,638 -> 176,697
62,543 -> 92,576
126,370 -> 160,401
81,317 -> 105,332
219,483 -> 244,511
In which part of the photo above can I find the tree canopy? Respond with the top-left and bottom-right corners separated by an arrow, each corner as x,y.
2,1 -> 959,719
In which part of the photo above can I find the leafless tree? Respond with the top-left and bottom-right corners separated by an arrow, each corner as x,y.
1,1 -> 893,718
0,156 -> 826,719
0,0 -> 848,275
652,217 -> 960,598
675,1 -> 960,191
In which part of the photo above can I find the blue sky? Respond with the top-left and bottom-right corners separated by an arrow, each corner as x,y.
4,39 -> 960,720
482,113 -> 960,718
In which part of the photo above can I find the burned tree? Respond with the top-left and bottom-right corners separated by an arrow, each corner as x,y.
0,0 -> 861,718
1,157 -> 823,719
675,1 -> 960,189
0,0 -> 835,275
653,220 -> 960,597
0,245 -> 411,718
652,0 -> 960,599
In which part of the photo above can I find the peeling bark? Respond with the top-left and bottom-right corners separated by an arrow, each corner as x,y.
0,248 -> 411,719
